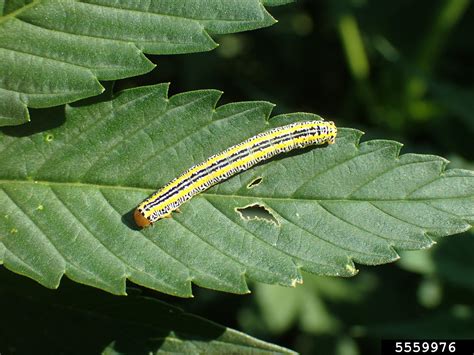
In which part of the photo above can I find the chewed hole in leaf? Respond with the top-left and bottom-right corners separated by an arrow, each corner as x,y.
247,177 -> 263,189
236,204 -> 279,226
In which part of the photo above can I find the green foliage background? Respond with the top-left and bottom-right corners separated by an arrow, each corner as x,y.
1,0 -> 474,354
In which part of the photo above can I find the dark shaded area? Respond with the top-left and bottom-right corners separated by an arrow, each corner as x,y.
1,105 -> 66,137
433,235 -> 474,291
122,207 -> 143,231
68,80 -> 117,108
1,82 -> 116,138
0,269 -> 227,355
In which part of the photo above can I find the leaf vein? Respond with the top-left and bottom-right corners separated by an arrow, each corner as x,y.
48,186 -> 130,273
293,144 -> 391,195
96,189 -> 198,281
1,187 -> 66,265
171,216 -> 249,273
205,196 -> 335,270
129,105 -> 266,179
33,89 -> 162,175
368,202 -> 427,229
268,201 -> 386,258
347,160 -> 440,198
81,93 -> 216,180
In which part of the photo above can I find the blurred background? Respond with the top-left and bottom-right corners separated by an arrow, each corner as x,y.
127,0 -> 473,353
3,0 -> 473,354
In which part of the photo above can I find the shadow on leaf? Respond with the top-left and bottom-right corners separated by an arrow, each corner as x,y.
1,106 -> 66,137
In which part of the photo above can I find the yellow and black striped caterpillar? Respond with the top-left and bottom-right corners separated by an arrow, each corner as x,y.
134,120 -> 337,227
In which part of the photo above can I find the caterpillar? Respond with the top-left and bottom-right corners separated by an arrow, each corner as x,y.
134,120 -> 337,227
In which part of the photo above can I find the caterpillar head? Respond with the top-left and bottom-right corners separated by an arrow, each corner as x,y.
134,208 -> 152,228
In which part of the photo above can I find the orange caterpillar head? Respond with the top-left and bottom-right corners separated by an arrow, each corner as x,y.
134,208 -> 152,228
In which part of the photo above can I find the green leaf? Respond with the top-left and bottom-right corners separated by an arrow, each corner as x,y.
0,0 -> 284,126
0,269 -> 294,354
1,84 -> 473,296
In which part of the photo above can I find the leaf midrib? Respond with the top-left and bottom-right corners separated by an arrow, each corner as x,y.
1,179 -> 469,202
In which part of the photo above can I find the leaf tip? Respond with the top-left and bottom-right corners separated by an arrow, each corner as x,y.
345,262 -> 358,276
419,234 -> 437,249
333,127 -> 365,147
290,277 -> 303,287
